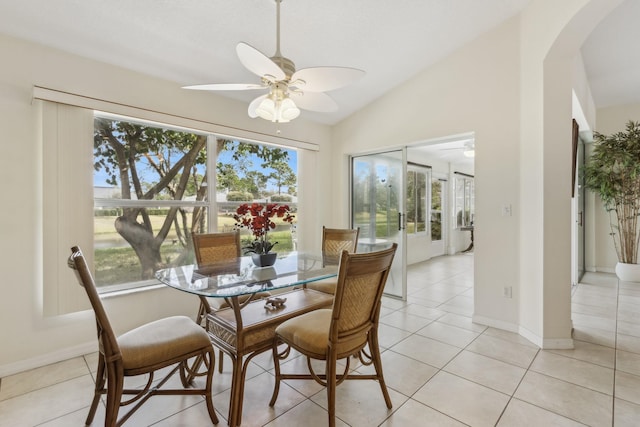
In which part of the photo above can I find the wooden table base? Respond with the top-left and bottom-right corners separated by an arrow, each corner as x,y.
205,288 -> 333,426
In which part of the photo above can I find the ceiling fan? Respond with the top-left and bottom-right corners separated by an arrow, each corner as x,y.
439,140 -> 475,158
183,0 -> 365,123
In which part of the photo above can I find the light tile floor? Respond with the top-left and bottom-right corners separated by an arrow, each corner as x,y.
2,253 -> 640,426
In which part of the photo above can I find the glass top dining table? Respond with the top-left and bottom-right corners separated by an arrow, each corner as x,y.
155,251 -> 338,427
155,251 -> 337,299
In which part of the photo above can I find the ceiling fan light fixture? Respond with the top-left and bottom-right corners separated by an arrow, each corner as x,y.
279,97 -> 300,121
255,89 -> 300,123
183,0 -> 363,123
255,97 -> 276,121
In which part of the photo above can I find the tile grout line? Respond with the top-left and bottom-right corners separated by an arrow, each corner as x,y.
611,277 -> 620,427
491,343 -> 541,427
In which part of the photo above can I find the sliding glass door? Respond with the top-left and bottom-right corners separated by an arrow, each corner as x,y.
351,150 -> 406,299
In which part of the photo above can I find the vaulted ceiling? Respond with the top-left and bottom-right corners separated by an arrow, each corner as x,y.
1,0 -> 637,166
0,0 -> 531,125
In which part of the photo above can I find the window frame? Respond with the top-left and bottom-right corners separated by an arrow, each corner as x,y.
406,163 -> 431,236
430,177 -> 445,242
454,172 -> 475,229
92,112 -> 300,293
92,113 -> 213,292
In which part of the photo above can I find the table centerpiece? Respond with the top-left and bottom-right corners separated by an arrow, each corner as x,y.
233,202 -> 295,267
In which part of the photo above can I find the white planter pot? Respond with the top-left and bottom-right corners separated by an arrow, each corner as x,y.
615,262 -> 640,282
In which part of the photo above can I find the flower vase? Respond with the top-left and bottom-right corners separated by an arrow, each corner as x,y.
251,253 -> 277,267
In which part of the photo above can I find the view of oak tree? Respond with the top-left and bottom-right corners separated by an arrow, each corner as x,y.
94,117 -> 296,280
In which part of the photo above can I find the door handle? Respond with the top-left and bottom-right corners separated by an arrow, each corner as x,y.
398,213 -> 405,230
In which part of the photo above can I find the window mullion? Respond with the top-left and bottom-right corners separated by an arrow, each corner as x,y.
207,135 -> 217,232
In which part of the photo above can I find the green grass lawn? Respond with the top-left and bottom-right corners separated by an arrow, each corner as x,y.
94,214 -> 295,286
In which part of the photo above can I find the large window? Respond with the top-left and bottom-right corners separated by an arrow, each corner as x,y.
455,173 -> 474,228
406,164 -> 430,234
93,113 -> 297,289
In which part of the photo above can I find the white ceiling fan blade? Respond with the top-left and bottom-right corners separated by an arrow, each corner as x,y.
237,42 -> 286,81
290,91 -> 338,112
291,67 -> 364,92
182,83 -> 265,91
248,94 -> 268,118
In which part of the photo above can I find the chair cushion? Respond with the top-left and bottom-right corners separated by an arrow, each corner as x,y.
118,316 -> 211,371
276,310 -> 332,358
305,277 -> 336,295
275,309 -> 367,359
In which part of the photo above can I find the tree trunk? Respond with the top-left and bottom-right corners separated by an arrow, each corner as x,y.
115,216 -> 162,279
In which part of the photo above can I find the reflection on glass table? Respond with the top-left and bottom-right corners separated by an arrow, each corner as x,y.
156,251 -> 335,298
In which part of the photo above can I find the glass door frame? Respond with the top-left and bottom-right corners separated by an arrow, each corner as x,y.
430,174 -> 447,257
349,148 -> 407,300
572,134 -> 586,286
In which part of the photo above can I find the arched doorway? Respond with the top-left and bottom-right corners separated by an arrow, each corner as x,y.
517,0 -> 625,348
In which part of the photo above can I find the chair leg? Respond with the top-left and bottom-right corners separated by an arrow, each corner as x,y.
203,349 -> 220,425
180,355 -> 203,387
326,352 -> 338,427
104,366 -> 123,427
85,353 -> 106,425
369,332 -> 392,408
196,299 -> 224,374
269,340 -> 283,407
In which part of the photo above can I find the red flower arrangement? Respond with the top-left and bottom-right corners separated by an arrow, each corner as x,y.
233,203 -> 295,254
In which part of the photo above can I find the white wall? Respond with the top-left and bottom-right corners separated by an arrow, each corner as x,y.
0,33 -> 332,375
334,16 -> 522,331
573,53 -> 597,133
518,0 -> 624,347
335,0 -> 623,349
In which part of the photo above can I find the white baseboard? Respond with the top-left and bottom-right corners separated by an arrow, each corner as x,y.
473,316 -> 574,350
518,326 -> 574,349
0,341 -> 96,377
517,326 -> 542,347
541,338 -> 575,349
472,314 -> 519,333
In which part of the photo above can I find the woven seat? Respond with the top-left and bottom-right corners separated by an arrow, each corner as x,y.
305,226 -> 359,295
192,231 -> 271,372
68,246 -> 218,426
270,244 -> 397,427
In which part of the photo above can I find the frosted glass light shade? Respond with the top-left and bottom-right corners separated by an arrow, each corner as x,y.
255,93 -> 300,123
255,97 -> 276,121
279,97 -> 300,121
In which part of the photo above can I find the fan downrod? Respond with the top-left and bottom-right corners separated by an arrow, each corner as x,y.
269,0 -> 296,79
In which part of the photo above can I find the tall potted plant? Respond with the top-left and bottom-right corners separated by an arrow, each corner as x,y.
584,120 -> 640,281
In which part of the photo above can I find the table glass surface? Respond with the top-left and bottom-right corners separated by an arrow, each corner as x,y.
155,251 -> 337,298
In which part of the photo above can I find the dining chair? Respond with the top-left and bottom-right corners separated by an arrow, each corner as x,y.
269,244 -> 397,427
305,226 -> 360,294
67,246 -> 218,427
192,231 -> 271,373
